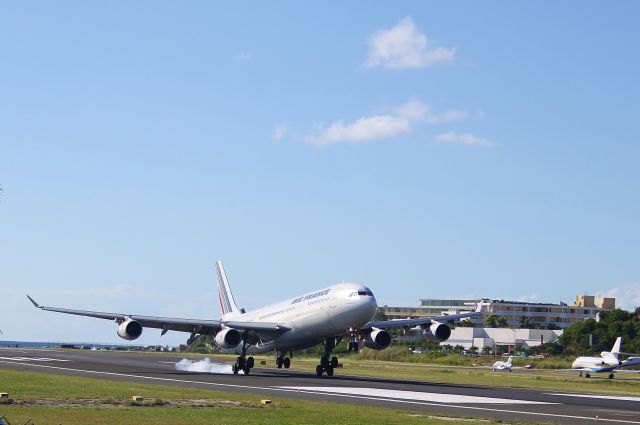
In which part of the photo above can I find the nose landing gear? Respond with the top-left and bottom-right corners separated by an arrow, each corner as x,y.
347,328 -> 359,352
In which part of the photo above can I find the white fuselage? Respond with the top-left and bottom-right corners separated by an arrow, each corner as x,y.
228,283 -> 378,354
572,356 -> 614,372
492,359 -> 512,372
572,355 -> 640,373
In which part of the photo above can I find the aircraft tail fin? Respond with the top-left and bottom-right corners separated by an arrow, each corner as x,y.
611,337 -> 622,354
506,356 -> 513,366
215,260 -> 242,319
610,337 -> 622,360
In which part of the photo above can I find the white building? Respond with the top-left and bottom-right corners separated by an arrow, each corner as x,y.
442,327 -> 563,353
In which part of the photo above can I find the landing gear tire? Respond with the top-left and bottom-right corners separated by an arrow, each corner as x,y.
586,373 -> 591,378
283,357 -> 291,369
233,340 -> 253,376
321,356 -> 330,369
608,373 -> 614,379
330,357 -> 338,368
276,358 -> 283,368
236,356 -> 246,370
316,338 -> 339,377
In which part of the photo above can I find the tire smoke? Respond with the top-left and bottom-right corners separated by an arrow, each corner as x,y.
175,358 -> 233,374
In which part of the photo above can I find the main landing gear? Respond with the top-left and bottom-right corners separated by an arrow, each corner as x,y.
232,341 -> 254,375
276,351 -> 291,369
316,337 -> 339,377
186,332 -> 198,346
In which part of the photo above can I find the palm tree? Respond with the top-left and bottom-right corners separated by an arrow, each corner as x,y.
486,315 -> 498,328
496,316 -> 509,328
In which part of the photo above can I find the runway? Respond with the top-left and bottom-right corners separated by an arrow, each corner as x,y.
1,348 -> 639,424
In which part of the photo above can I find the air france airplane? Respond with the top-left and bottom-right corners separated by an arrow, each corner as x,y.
28,261 -> 478,377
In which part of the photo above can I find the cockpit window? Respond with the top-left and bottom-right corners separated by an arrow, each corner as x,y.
349,291 -> 357,297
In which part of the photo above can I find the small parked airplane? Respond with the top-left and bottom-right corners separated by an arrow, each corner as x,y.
571,337 -> 640,379
491,356 -> 513,372
28,260 -> 479,377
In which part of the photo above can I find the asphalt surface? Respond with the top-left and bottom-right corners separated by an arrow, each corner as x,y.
1,348 -> 639,424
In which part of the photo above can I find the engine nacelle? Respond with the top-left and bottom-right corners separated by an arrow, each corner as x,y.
117,319 -> 143,341
424,322 -> 451,342
363,328 -> 392,350
214,328 -> 242,349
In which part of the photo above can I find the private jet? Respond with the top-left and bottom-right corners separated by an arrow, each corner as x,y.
28,261 -> 479,377
570,337 -> 640,379
491,356 -> 513,372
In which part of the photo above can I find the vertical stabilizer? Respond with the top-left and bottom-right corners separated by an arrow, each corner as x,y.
611,337 -> 622,358
506,356 -> 513,366
215,260 -> 241,319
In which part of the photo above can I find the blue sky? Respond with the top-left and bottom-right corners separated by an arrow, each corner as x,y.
1,2 -> 639,344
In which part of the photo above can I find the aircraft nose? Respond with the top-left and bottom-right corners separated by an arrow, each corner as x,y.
364,293 -> 378,314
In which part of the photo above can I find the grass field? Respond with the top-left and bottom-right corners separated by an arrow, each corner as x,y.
0,368 -> 526,425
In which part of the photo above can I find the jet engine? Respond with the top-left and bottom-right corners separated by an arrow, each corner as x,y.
117,319 -> 143,341
424,322 -> 451,342
363,328 -> 392,350
214,328 -> 242,349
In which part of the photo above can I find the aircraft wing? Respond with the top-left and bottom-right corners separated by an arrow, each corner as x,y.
27,295 -> 290,337
362,311 -> 480,330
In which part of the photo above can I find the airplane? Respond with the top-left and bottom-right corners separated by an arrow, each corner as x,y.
27,260 -> 479,377
491,356 -> 513,372
570,337 -> 640,379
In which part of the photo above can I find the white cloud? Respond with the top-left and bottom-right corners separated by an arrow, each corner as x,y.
272,123 -> 289,141
394,100 -> 466,124
308,115 -> 412,148
365,17 -> 455,69
305,100 -> 473,148
235,51 -> 253,61
427,109 -> 468,124
598,283 -> 640,312
433,131 -> 494,147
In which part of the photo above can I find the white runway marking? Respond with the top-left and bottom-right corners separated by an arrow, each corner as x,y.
277,386 -> 553,405
0,356 -> 69,362
547,393 -> 640,402
1,359 -> 640,424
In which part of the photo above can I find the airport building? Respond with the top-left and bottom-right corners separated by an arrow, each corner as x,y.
380,294 -> 616,330
444,327 -> 563,353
